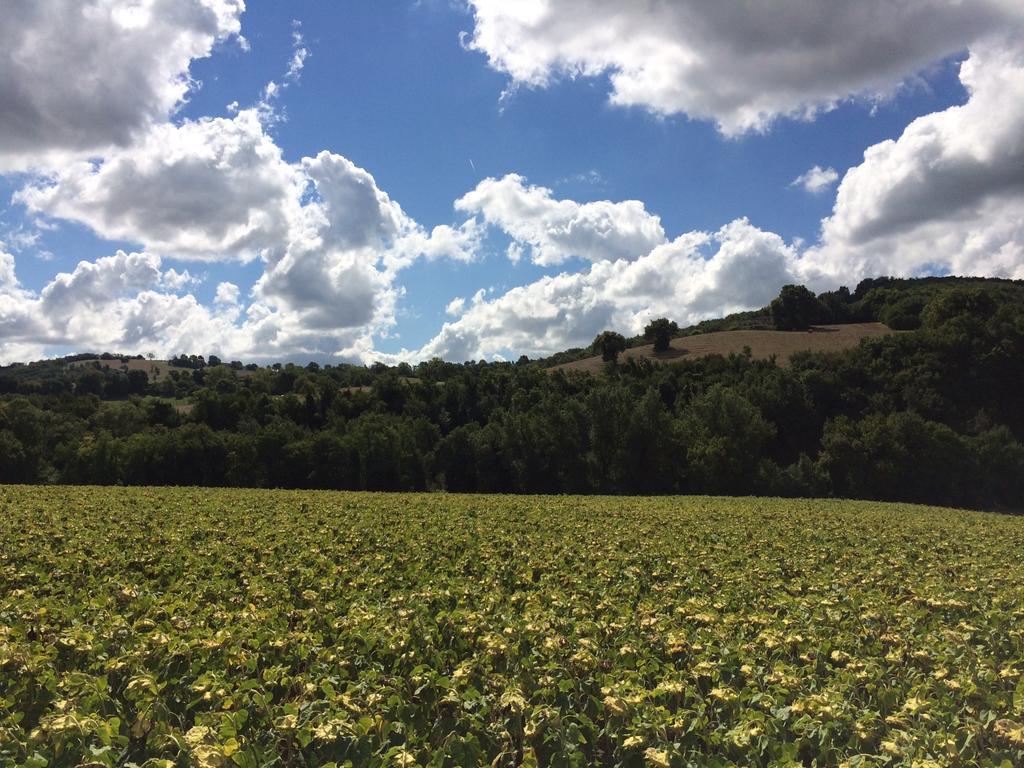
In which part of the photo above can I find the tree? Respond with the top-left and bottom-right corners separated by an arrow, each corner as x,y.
126,368 -> 149,394
593,331 -> 627,363
679,385 -> 775,494
817,412 -> 972,506
644,318 -> 679,353
770,285 -> 823,330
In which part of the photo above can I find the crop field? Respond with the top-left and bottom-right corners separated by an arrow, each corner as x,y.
550,323 -> 897,373
2,488 -> 1024,767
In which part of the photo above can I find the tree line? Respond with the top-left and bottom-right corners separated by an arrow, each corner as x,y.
0,278 -> 1022,510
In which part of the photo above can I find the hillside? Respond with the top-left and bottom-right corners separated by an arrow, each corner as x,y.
551,322 -> 896,373
0,276 -> 1022,509
4,486 -> 1024,767
540,275 -> 1024,368
66,356 -> 174,382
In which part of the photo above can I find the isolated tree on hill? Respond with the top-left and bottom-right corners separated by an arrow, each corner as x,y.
770,284 -> 823,330
644,317 -> 679,352
593,331 -> 627,362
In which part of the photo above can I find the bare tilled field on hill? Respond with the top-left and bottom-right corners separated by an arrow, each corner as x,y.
552,322 -> 897,373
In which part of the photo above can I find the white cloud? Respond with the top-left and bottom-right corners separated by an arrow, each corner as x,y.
6,5 -> 1024,366
791,166 -> 839,194
0,247 -> 381,364
10,115 -> 486,360
395,220 -> 484,265
215,281 -> 241,305
2,146 -> 486,363
256,19 -> 312,125
445,296 -> 466,316
806,39 -> 1024,283
286,24 -> 310,82
250,151 -> 416,338
412,219 -> 799,361
15,110 -> 302,262
455,174 -> 666,266
0,2 -> 481,364
0,251 -> 19,291
464,0 -> 1024,134
40,251 -> 164,337
0,227 -> 41,252
298,151 -> 410,254
0,0 -> 244,171
0,250 -> 229,362
161,268 -> 200,291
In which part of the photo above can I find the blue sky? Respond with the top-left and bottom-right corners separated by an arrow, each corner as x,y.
1,1 -> 1022,363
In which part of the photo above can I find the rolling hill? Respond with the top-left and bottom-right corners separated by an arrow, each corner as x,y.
551,322 -> 897,373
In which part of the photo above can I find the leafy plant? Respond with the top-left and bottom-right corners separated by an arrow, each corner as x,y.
1,487 -> 1023,766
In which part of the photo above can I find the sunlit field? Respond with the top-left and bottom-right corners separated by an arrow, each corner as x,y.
2,487 -> 1023,767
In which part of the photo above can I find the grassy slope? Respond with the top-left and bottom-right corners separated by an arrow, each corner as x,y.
2,486 -> 1023,766
551,322 -> 897,373
66,358 -> 174,382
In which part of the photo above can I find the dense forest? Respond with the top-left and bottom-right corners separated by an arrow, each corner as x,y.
1,276 -> 1022,510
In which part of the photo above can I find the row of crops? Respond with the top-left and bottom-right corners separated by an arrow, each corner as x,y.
1,487 -> 1023,766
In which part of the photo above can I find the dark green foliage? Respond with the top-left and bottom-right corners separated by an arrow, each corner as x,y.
819,412 -> 974,506
770,284 -> 824,330
593,330 -> 627,362
644,317 -> 679,352
679,385 -> 775,494
0,276 -> 1023,510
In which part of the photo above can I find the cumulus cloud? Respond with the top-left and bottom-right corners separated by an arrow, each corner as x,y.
6,4 -> 1024,366
1,144 -> 493,365
0,247 -> 380,365
0,250 -> 221,363
0,251 -> 19,292
455,174 -> 666,266
396,220 -> 484,265
806,39 -> 1024,283
421,35 -> 1024,367
10,117 -> 485,360
791,166 -> 839,194
0,2 -> 479,363
0,0 -> 244,170
161,268 -> 200,291
298,152 -> 410,254
0,251 -> 46,352
464,0 -> 1024,133
445,297 -> 466,317
237,147 -> 487,354
16,110 -> 302,262
251,151 -> 464,339
412,219 -> 799,361
39,251 -> 164,337
215,282 -> 241,305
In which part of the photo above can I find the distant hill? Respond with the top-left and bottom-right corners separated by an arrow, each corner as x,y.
551,322 -> 897,373
67,357 -> 173,382
1,274 -> 1023,509
540,274 -> 1024,368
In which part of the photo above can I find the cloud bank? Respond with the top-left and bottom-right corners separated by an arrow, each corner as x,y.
806,40 -> 1024,283
0,0 -> 244,171
1,2 -> 1024,365
464,0 -> 1024,134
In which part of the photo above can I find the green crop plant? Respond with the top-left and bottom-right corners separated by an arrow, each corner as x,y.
1,487 -> 1023,767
